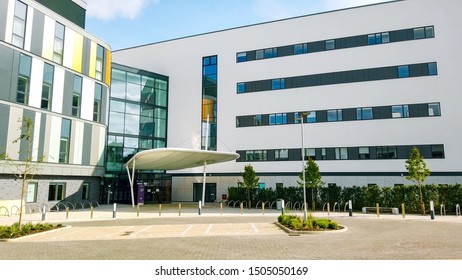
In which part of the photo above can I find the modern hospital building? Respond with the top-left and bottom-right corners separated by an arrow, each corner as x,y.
1,0 -> 461,207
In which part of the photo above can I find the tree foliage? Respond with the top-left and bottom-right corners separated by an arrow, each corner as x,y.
405,147 -> 430,214
239,164 -> 259,208
297,157 -> 324,210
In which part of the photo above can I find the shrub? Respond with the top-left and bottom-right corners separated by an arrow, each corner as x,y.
0,223 -> 60,239
278,214 -> 340,231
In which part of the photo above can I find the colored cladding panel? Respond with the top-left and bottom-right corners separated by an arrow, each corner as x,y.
89,42 -> 97,79
41,16 -> 55,61
72,33 -> 84,72
105,50 -> 112,86
34,0 -> 86,28
202,99 -> 215,122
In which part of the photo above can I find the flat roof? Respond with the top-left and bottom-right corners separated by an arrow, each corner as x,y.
123,148 -> 240,170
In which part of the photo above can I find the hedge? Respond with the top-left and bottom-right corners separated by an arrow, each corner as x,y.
227,184 -> 462,214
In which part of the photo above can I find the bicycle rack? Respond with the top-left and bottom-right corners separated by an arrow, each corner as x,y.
233,200 -> 241,208
10,205 -> 20,216
54,202 -> 67,212
256,201 -> 263,209
293,202 -> 301,211
344,202 -> 349,212
285,201 -> 292,210
40,203 -> 50,213
0,206 -> 9,217
440,204 -> 446,216
322,202 -> 328,212
66,202 -> 75,210
333,202 -> 339,212
91,201 -> 100,208
227,200 -> 234,207
270,201 -> 277,209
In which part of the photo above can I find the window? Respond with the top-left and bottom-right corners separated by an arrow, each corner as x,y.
368,32 -> 390,45
246,151 -> 254,161
271,78 -> 285,90
275,149 -> 289,160
428,103 -> 441,116
236,52 -> 247,62
254,115 -> 262,126
53,22 -> 65,64
59,118 -> 71,163
325,40 -> 335,50
26,182 -> 37,203
392,105 -> 409,118
327,109 -> 342,122
305,112 -> 316,123
48,183 -> 66,201
16,54 -> 31,104
253,150 -> 267,161
335,148 -> 348,160
414,26 -> 434,39
82,182 -> 90,200
356,108 -> 373,120
264,48 -> 277,58
271,113 -> 287,125
255,50 -> 264,60
398,65 -> 410,78
93,83 -> 102,122
96,45 -> 104,81
306,148 -> 316,160
428,62 -> 437,75
359,147 -> 370,159
431,145 -> 444,158
72,75 -> 82,117
237,83 -> 245,94
294,43 -> 308,54
41,63 -> 54,110
377,146 -> 397,159
12,0 -> 27,48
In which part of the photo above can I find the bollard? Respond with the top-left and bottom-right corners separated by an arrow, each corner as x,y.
198,201 -> 202,215
159,204 -> 162,216
41,205 -> 46,221
327,202 -> 330,217
457,204 -> 461,216
430,201 -> 435,220
91,206 -> 94,219
262,202 -> 265,215
220,202 -> 223,215
113,203 -> 117,219
179,203 -> 181,216
348,200 -> 352,217
240,202 -> 243,215
281,199 -> 285,215
66,206 -> 69,220
376,203 -> 380,218
137,204 -> 140,217
401,203 -> 405,219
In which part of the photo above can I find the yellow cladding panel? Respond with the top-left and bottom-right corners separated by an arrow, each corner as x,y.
105,50 -> 112,86
89,41 -> 97,79
72,33 -> 83,72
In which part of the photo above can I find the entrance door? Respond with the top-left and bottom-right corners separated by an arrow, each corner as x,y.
193,183 -> 217,202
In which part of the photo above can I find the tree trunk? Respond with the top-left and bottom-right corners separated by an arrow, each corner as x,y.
19,175 -> 27,228
419,184 -> 425,215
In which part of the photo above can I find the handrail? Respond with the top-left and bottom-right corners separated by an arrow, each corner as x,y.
0,206 -> 9,217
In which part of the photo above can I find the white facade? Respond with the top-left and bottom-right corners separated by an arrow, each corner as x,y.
113,0 -> 462,201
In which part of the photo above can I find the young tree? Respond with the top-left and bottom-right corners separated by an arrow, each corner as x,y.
0,118 -> 43,228
405,147 -> 430,215
297,157 -> 324,211
239,164 -> 259,209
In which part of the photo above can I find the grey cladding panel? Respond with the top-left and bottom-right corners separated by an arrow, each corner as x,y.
62,71 -> 74,116
0,0 -> 8,40
0,45 -> 14,101
82,123 -> 92,165
0,104 -> 10,154
19,110 -> 36,161
30,11 -> 45,56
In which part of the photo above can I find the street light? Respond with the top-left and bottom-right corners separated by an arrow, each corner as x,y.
297,112 -> 309,222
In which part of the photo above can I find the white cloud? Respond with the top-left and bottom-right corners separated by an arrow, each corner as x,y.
86,0 -> 160,20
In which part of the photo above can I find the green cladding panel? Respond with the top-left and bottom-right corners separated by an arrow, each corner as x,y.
34,0 -> 86,28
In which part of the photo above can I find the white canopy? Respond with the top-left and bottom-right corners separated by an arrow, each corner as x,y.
124,148 -> 240,206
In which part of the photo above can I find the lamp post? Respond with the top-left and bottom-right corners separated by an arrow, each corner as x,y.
298,112 -> 308,222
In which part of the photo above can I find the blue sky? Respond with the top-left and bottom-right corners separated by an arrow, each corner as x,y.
85,0 -> 391,51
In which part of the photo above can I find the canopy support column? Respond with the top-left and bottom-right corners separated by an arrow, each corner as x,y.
202,114 -> 210,207
126,158 -> 136,208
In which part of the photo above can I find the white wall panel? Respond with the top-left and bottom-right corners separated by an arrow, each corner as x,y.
4,0 -> 14,44
23,6 -> 33,52
6,107 -> 23,160
47,116 -> 61,163
71,121 -> 84,164
80,78 -> 94,121
51,67 -> 65,113
28,57 -> 44,108
63,28 -> 75,69
41,15 -> 55,61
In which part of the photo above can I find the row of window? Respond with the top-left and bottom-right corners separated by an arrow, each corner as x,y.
236,26 -> 434,63
237,62 -> 437,94
17,53 -> 103,122
11,0 -> 108,83
25,182 -> 90,203
237,144 -> 444,163
236,102 -> 441,128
